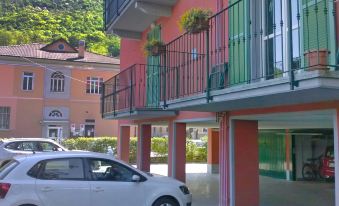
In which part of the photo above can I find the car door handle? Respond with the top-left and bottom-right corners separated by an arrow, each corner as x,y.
93,187 -> 104,192
41,187 -> 53,192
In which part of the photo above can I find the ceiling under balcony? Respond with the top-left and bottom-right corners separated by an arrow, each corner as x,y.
105,0 -> 177,39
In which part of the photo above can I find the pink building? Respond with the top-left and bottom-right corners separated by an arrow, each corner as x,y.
0,39 -> 119,139
104,0 -> 339,205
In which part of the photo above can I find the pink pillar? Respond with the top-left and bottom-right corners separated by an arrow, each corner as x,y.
219,113 -> 230,206
234,120 -> 259,206
137,124 -> 152,172
168,121 -> 186,182
117,126 -> 130,163
219,114 -> 259,206
208,128 -> 220,174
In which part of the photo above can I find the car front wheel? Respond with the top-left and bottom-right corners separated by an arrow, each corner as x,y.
152,196 -> 179,206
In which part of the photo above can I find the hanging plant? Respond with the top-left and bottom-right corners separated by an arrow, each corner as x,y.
179,8 -> 212,34
144,39 -> 166,56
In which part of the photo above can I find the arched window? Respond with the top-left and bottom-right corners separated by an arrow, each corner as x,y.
49,110 -> 63,118
50,72 -> 65,92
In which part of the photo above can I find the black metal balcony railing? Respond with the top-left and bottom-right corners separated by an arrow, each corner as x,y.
102,0 -> 337,117
102,64 -> 165,117
104,0 -> 131,31
160,0 -> 337,103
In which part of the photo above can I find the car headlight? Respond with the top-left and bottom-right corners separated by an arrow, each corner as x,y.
179,185 -> 190,195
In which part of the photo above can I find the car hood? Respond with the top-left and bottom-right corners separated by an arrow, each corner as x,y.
149,173 -> 184,185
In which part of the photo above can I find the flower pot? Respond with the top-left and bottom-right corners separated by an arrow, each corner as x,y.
304,49 -> 330,71
189,18 -> 210,34
150,45 -> 166,56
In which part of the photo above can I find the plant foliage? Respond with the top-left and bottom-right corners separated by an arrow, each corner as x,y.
0,0 -> 120,56
179,8 -> 212,34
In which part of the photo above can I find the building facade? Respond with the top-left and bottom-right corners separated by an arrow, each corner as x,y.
104,0 -> 339,206
0,39 -> 120,139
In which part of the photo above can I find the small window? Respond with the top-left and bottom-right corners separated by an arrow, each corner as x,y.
27,161 -> 43,178
58,44 -> 65,50
49,110 -> 63,118
86,77 -> 104,94
22,72 -> 34,91
0,107 -> 10,130
39,158 -> 84,180
88,158 -> 145,182
37,142 -> 61,152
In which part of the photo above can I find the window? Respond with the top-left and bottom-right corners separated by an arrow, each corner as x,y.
86,77 -> 103,94
39,158 -> 84,180
22,72 -> 33,91
50,72 -> 65,92
49,110 -> 63,118
58,44 -> 65,51
88,158 -> 144,182
0,107 -> 10,130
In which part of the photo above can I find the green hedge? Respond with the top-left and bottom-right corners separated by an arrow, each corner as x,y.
62,137 -> 207,163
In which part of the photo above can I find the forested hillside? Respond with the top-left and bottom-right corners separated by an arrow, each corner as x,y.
0,0 -> 120,57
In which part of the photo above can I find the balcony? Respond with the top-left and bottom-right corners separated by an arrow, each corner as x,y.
104,0 -> 177,39
101,64 -> 177,120
160,0 -> 339,112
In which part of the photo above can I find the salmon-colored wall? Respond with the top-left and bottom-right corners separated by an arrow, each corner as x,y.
0,61 -> 119,138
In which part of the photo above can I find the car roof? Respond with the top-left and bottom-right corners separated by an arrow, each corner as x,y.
13,151 -> 118,163
1,138 -> 58,143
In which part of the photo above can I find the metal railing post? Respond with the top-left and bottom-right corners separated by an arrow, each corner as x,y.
287,0 -> 296,90
206,29 -> 211,102
162,53 -> 167,108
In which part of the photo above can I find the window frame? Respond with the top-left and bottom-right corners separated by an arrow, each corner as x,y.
35,158 -> 87,181
50,72 -> 65,93
0,107 -> 10,130
85,158 -> 147,182
22,72 -> 34,91
86,77 -> 104,94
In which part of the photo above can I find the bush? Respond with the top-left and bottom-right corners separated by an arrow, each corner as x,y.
61,137 -> 207,163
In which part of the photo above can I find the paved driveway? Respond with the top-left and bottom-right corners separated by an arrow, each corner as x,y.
150,164 -> 335,206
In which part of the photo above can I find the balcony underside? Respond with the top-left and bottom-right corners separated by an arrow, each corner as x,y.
103,108 -> 177,120
106,0 -> 177,39
164,70 -> 339,112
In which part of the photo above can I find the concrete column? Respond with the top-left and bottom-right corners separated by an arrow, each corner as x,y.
168,121 -> 186,182
233,120 -> 259,206
208,128 -> 219,174
137,124 -> 152,172
219,113 -> 230,206
117,126 -> 130,163
219,114 -> 259,206
333,109 -> 339,206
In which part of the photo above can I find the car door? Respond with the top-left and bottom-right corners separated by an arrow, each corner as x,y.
87,158 -> 146,206
35,158 -> 90,206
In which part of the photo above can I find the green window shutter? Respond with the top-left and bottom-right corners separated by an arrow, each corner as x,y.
302,0 -> 331,67
146,25 -> 161,107
228,0 -> 249,85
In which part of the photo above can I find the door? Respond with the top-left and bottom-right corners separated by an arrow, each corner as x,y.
35,158 -> 90,206
88,158 -> 146,206
85,125 -> 95,137
146,25 -> 161,107
48,126 -> 63,140
228,0 -> 250,85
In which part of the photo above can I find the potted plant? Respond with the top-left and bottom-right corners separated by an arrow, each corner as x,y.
304,49 -> 330,71
144,39 -> 166,56
179,8 -> 212,34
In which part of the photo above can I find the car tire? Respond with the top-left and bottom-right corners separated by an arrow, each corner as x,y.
152,196 -> 179,206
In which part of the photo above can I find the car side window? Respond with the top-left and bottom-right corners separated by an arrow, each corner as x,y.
88,158 -> 141,182
5,142 -> 20,150
38,158 -> 84,180
36,142 -> 60,152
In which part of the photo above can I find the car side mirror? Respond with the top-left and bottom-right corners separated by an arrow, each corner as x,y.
132,175 -> 141,182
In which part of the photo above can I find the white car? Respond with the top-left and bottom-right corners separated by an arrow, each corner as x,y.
0,138 -> 67,163
0,152 -> 192,206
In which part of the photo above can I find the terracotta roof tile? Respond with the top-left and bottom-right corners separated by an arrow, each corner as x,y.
0,43 -> 120,65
